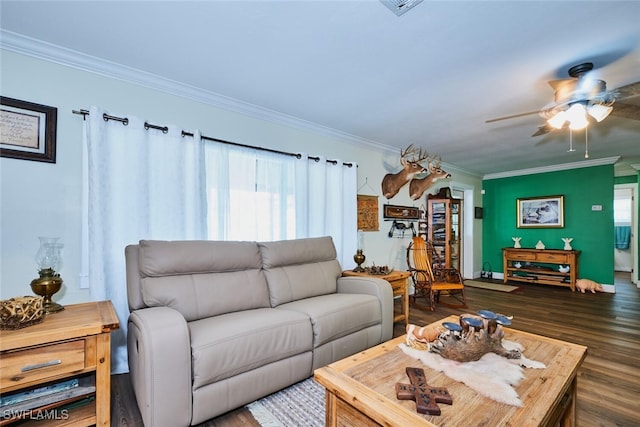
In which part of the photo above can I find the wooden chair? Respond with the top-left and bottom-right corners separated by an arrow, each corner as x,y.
406,236 -> 467,311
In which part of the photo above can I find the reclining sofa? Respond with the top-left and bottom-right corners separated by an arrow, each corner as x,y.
125,236 -> 393,426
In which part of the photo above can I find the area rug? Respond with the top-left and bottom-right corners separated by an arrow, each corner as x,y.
465,280 -> 520,293
246,377 -> 324,427
399,340 -> 545,407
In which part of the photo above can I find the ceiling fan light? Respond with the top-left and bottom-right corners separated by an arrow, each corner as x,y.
566,103 -> 586,121
588,104 -> 613,122
547,111 -> 567,129
569,114 -> 589,130
564,103 -> 588,130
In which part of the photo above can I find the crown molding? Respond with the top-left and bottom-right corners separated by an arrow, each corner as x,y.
0,30 -> 513,180
0,30 -> 395,151
632,164 -> 640,171
483,156 -> 621,180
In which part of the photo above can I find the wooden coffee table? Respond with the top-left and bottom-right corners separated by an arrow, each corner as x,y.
314,315 -> 587,427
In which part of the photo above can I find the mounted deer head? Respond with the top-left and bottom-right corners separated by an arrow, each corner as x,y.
381,145 -> 430,199
408,158 -> 451,200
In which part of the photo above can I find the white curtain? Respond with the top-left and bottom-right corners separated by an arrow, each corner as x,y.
205,148 -> 358,265
83,106 -> 207,374
295,154 -> 358,266
83,107 -> 356,374
205,144 -> 297,242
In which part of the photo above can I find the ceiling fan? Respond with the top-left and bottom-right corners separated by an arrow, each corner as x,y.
486,62 -> 640,137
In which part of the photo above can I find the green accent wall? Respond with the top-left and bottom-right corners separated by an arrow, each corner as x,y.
483,164 -> 614,285
614,175 -> 637,185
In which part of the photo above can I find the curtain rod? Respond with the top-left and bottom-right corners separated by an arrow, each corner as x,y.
72,109 -> 352,167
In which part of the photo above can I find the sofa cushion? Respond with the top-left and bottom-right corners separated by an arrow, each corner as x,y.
138,240 -> 270,321
276,293 -> 381,348
259,237 -> 342,307
188,308 -> 313,389
139,240 -> 262,275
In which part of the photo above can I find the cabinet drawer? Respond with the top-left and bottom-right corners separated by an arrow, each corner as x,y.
1,339 -> 85,389
536,253 -> 568,263
507,252 -> 536,261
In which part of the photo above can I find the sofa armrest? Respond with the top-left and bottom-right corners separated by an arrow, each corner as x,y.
128,307 -> 192,427
337,276 -> 394,341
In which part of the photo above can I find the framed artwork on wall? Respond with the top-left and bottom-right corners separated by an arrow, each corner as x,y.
383,204 -> 420,221
517,195 -> 564,228
357,195 -> 379,231
0,97 -> 57,163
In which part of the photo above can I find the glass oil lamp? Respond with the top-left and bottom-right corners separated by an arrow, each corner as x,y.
30,237 -> 64,313
353,230 -> 366,272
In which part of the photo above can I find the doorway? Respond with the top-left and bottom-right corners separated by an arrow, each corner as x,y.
614,184 -> 638,286
451,184 -> 475,280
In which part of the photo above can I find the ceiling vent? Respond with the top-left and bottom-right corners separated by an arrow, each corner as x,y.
380,0 -> 424,16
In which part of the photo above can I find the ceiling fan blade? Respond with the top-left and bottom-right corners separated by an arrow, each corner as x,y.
614,81 -> 640,100
531,123 -> 555,137
486,110 -> 541,123
610,102 -> 640,121
547,79 -> 574,90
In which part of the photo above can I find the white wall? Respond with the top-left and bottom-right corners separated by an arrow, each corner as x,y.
0,49 -> 483,305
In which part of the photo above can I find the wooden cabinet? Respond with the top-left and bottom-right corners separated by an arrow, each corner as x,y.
503,248 -> 580,291
426,196 -> 461,270
0,301 -> 119,426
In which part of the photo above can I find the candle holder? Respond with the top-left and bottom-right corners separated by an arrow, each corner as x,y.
353,249 -> 366,272
30,237 -> 64,313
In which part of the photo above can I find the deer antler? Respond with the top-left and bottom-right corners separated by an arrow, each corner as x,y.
399,145 -> 432,165
400,144 -> 418,159
413,147 -> 431,164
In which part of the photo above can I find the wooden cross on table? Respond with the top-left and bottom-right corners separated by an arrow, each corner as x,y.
395,367 -> 453,415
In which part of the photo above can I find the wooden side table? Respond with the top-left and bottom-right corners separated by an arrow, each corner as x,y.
0,301 -> 119,426
342,270 -> 411,325
503,248 -> 580,291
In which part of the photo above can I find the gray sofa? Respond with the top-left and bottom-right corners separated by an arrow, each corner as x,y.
125,236 -> 393,427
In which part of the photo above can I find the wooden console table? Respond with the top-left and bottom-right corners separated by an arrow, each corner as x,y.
315,314 -> 587,426
0,301 -> 119,426
503,248 -> 580,291
342,270 -> 410,325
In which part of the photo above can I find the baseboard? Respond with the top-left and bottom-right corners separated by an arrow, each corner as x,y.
473,272 -> 616,293
600,284 -> 616,293
473,272 -> 504,280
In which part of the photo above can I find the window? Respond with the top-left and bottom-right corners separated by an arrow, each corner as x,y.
206,146 -> 297,241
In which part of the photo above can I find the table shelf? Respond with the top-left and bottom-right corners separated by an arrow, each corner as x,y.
503,248 -> 580,291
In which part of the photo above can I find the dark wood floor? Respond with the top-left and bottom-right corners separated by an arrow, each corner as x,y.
111,273 -> 640,427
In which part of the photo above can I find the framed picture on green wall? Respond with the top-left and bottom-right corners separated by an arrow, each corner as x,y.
517,195 -> 564,228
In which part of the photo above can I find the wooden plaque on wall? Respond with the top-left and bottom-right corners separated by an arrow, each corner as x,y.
357,195 -> 379,231
382,204 -> 420,220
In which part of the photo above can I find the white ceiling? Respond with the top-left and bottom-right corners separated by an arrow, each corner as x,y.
2,1 -> 639,176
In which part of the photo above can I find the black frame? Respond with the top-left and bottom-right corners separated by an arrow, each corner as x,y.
383,204 -> 420,220
1,97 -> 57,163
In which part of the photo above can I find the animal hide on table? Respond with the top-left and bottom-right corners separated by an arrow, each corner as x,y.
399,340 -> 545,407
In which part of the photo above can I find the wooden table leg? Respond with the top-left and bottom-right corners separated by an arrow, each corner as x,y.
95,333 -> 112,427
401,277 -> 409,326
